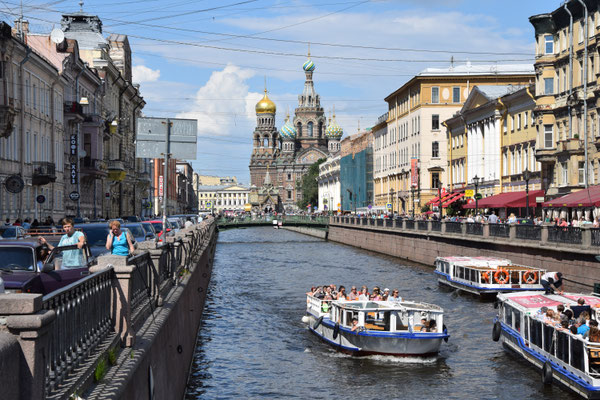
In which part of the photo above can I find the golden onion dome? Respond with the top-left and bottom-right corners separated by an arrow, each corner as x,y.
255,89 -> 276,114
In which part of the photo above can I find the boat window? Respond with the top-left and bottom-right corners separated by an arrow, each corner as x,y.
524,317 -> 529,341
570,337 -> 585,372
543,325 -> 555,354
556,330 -> 570,363
458,267 -> 464,280
529,318 -> 542,348
344,310 -> 358,327
394,311 -> 408,331
470,269 -> 477,282
444,262 -> 449,274
514,309 -> 521,332
504,305 -> 513,326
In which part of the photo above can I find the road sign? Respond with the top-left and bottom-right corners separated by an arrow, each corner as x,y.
386,203 -> 392,209
4,175 -> 24,194
69,191 -> 80,201
475,193 -> 483,200
465,189 -> 474,197
206,201 -> 213,209
136,117 -> 198,159
36,195 -> 46,204
368,204 -> 372,210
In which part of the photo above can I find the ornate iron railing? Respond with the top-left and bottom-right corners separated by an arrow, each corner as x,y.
128,252 -> 154,313
431,221 -> 442,231
592,229 -> 600,246
445,222 -> 463,234
405,220 -> 415,230
385,219 -> 393,228
489,223 -> 510,238
548,226 -> 582,245
516,225 -> 542,241
465,223 -> 483,236
418,221 -> 429,231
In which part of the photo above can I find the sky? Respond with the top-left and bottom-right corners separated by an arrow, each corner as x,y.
0,0 -> 564,183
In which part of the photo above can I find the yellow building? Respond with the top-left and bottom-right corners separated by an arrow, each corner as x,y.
445,85 -> 541,204
375,64 -> 535,215
197,184 -> 249,213
530,1 -> 600,196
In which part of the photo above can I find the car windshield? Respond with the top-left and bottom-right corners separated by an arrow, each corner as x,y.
80,226 -> 109,247
125,225 -> 145,237
169,220 -> 181,229
0,227 -> 17,238
141,223 -> 154,234
151,222 -> 163,232
0,247 -> 34,271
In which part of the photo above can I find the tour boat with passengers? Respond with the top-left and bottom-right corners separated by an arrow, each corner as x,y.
434,256 -> 546,297
303,294 -> 449,357
494,291 -> 600,399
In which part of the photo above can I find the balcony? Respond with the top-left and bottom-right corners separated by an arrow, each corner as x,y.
107,160 -> 126,182
0,104 -> 15,138
32,161 -> 56,186
535,147 -> 557,163
64,101 -> 84,121
557,138 -> 584,155
81,157 -> 107,179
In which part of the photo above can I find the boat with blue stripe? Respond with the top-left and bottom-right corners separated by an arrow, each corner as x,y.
303,295 -> 449,357
435,256 -> 546,297
493,291 -> 600,399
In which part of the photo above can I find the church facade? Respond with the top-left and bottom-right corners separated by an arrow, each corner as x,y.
249,55 -> 343,212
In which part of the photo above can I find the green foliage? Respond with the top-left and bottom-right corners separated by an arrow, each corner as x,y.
108,348 -> 117,365
446,204 -> 458,216
94,358 -> 107,382
421,205 -> 430,213
297,158 -> 326,209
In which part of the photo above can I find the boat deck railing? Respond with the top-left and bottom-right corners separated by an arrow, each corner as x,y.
440,262 -> 544,286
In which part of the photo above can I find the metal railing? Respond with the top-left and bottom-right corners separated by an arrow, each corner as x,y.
431,221 -> 442,231
128,252 -> 154,313
376,219 -> 383,227
445,222 -> 462,234
385,219 -> 393,228
405,220 -> 415,230
43,267 -> 114,395
465,223 -> 483,236
516,225 -> 542,241
418,221 -> 429,231
591,229 -> 600,246
489,223 -> 510,238
548,226 -> 582,245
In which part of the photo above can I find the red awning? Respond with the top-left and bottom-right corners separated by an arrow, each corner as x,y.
463,190 -> 545,209
443,193 -> 464,207
542,186 -> 600,208
426,191 -> 452,205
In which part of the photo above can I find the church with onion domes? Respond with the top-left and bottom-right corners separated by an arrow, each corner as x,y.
249,53 -> 343,213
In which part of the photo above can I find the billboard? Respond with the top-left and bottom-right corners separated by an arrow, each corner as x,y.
411,158 -> 418,188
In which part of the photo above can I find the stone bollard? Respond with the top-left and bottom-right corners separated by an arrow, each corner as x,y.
441,221 -> 447,234
541,225 -> 549,244
91,256 -> 136,347
582,226 -> 592,247
0,294 -> 56,400
482,223 -> 490,238
509,224 -> 517,240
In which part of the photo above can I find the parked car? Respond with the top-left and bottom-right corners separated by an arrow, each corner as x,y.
123,216 -> 142,222
75,223 -> 137,257
141,222 -> 157,241
123,223 -> 154,242
147,220 -> 175,242
167,218 -> 182,233
0,239 -> 94,295
0,226 -> 28,239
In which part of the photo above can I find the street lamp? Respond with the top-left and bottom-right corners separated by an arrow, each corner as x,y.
523,168 -> 531,219
438,185 -> 442,218
411,187 -> 415,218
472,175 -> 480,216
389,188 -> 395,215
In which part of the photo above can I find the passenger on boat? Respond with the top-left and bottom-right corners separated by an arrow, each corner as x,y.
350,318 -> 362,332
347,287 -> 359,301
337,286 -> 347,301
576,319 -> 590,336
388,289 -> 402,302
370,287 -> 382,301
382,288 -> 390,300
536,306 -> 549,319
428,320 -> 437,333
589,321 -> 600,342
540,272 -> 564,295
359,287 -> 370,301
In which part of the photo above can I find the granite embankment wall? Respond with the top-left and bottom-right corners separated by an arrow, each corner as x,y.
282,226 -> 328,239
328,223 -> 600,293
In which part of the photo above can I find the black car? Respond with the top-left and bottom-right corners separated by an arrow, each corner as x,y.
0,238 -> 94,294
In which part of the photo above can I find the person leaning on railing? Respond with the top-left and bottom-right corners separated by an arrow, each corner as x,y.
106,220 -> 135,256
39,217 -> 86,269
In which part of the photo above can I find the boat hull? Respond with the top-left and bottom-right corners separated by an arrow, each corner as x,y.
306,313 -> 445,357
435,270 -> 544,297
498,319 -> 600,399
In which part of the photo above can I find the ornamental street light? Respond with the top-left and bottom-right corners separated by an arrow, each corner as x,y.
389,188 -> 395,215
472,175 -> 481,216
523,168 -> 531,219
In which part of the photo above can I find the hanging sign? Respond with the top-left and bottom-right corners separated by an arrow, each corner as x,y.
70,133 -> 78,185
411,158 -> 418,188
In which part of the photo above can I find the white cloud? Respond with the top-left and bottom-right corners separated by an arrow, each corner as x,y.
132,65 -> 161,83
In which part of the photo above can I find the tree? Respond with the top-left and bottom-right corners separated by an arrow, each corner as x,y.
297,158 -> 326,210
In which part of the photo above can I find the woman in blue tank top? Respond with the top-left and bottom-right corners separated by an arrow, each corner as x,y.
106,220 -> 135,256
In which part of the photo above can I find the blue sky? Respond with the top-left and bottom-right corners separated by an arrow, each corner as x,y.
3,0 -> 561,183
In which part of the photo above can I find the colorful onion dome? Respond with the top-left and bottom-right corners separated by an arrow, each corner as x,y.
255,89 -> 276,114
280,114 -> 297,139
326,112 -> 343,139
303,57 -> 315,72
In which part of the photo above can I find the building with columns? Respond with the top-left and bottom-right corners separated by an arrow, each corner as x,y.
248,54 -> 343,212
317,155 -> 340,212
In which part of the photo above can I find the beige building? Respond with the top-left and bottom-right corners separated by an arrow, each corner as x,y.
530,0 -> 600,196
317,155 -> 341,212
445,85 -> 541,203
197,184 -> 249,213
195,175 -> 237,186
376,63 -> 535,215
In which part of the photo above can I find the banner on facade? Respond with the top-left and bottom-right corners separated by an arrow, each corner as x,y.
70,133 -> 78,185
410,158 -> 418,188
158,176 -> 164,197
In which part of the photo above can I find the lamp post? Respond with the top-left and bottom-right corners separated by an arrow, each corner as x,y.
472,175 -> 480,216
523,168 -> 531,219
411,187 -> 415,218
389,188 -> 395,215
438,185 -> 442,218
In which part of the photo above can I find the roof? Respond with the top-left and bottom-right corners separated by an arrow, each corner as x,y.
476,85 -> 521,99
542,186 -> 600,208
419,63 -> 534,77
437,256 -> 512,267
501,292 -> 600,310
0,238 -> 40,247
463,190 -> 545,209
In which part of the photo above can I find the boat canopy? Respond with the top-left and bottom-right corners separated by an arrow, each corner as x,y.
437,256 -> 512,268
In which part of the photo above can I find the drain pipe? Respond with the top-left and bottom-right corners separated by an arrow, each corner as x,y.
564,2 -> 574,140
18,47 -> 31,219
577,0 -> 589,188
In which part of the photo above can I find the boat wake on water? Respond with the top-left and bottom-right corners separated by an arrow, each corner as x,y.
321,350 -> 439,364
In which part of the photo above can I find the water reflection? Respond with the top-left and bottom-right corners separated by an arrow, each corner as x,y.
185,227 -> 575,399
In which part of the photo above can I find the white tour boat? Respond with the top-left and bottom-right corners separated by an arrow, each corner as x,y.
434,256 -> 546,297
303,294 -> 449,357
494,291 -> 600,399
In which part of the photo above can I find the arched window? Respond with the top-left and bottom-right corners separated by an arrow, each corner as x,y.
308,122 -> 314,137
297,122 -> 302,137
318,121 -> 323,137
263,137 -> 268,147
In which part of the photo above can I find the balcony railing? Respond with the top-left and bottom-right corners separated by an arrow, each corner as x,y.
32,161 -> 57,185
63,101 -> 84,117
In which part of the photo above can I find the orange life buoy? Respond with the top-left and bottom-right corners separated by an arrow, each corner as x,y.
523,270 -> 538,284
494,268 -> 510,285
482,271 -> 490,283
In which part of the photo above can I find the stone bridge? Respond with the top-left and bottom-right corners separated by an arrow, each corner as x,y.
217,215 -> 329,229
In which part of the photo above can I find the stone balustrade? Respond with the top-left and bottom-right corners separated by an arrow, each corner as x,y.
0,218 -> 216,400
330,216 -> 600,254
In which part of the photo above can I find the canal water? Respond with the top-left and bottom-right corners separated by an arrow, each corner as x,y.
185,227 -> 576,399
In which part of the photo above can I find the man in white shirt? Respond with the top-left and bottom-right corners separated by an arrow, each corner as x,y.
488,212 -> 499,224
541,271 -> 564,294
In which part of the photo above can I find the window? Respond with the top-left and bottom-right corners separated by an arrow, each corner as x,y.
545,35 -> 554,54
287,173 -> 292,181
544,125 -> 553,148
308,121 -> 313,137
431,172 -> 440,189
511,115 -> 515,131
579,161 -> 585,184
452,86 -> 460,103
432,114 -> 439,130
579,21 -> 584,43
431,87 -> 439,104
524,111 -> 528,128
544,78 -> 554,95
562,162 -> 569,186
503,152 -> 508,176
432,141 -> 439,158
33,84 -> 37,109
517,114 -> 521,130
